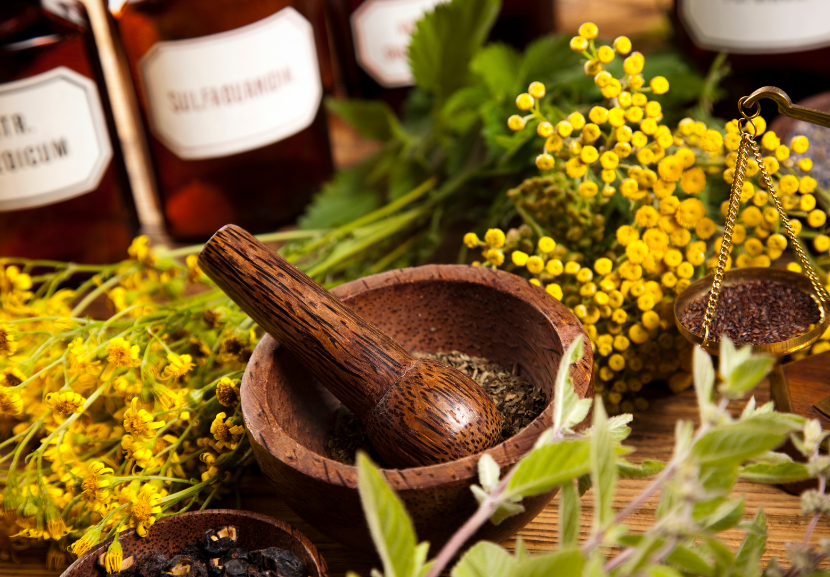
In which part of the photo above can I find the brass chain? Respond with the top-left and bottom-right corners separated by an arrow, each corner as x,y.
700,132 -> 750,343
747,138 -> 830,306
700,120 -> 830,345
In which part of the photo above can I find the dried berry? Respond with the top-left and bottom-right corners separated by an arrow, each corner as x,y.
260,548 -> 304,577
222,558 -> 249,577
163,555 -> 193,576
203,526 -> 239,555
220,547 -> 249,564
137,552 -> 169,577
206,557 -> 223,577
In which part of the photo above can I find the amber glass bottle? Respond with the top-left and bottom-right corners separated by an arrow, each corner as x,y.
0,0 -> 138,263
112,0 -> 335,241
327,0 -> 554,108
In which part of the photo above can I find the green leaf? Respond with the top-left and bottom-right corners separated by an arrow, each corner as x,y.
298,163 -> 382,230
693,345 -> 715,411
720,356 -> 775,398
666,545 -> 715,577
558,479 -> 580,547
740,462 -> 811,484
470,43 -> 521,101
735,507 -> 767,577
553,336 -> 588,432
451,541 -> 515,577
413,543 -> 431,577
618,459 -> 665,479
606,414 -> 634,442
478,454 -> 501,493
517,35 -> 581,88
582,553 -> 606,577
702,536 -> 735,570
505,439 -> 591,499
440,86 -> 490,133
489,501 -> 526,525
409,0 -> 500,99
719,336 -> 751,382
510,548 -> 584,577
590,397 -> 616,531
327,98 -> 402,142
701,495 -> 745,531
693,418 -> 795,466
356,453 -> 418,577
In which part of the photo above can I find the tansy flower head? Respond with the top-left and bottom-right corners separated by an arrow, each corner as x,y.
675,198 -> 706,228
127,236 -> 155,266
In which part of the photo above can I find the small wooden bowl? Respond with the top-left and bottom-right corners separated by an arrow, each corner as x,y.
242,264 -> 593,552
60,509 -> 328,577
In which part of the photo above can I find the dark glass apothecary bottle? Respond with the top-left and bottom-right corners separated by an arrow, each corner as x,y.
326,0 -> 554,108
112,0 -> 335,241
0,0 -> 138,263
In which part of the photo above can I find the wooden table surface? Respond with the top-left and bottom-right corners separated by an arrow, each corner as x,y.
5,1 -> 826,574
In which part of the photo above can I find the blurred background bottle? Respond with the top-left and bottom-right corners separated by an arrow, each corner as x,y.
111,0 -> 335,241
674,0 -> 830,118
0,0 -> 138,263
326,0 -> 554,109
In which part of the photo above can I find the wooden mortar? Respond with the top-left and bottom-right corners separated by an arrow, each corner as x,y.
242,264 -> 593,552
198,225 -> 503,468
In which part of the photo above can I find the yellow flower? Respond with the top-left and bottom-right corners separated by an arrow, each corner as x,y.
128,484 -> 162,537
211,412 -> 245,450
515,93 -> 534,111
565,158 -> 588,178
0,324 -> 17,357
107,337 -> 140,368
634,206 -> 660,228
528,81 -> 546,99
162,353 -> 195,380
485,248 -> 504,267
626,241 -> 649,264
801,194 -> 817,212
680,167 -> 706,194
507,115 -> 525,131
526,256 -> 545,275
546,259 -> 564,276
578,21 -> 598,39
81,462 -> 114,512
589,106 -> 609,124
657,156 -> 683,182
537,237 -> 556,253
761,131 -> 780,150
105,535 -> 124,575
808,210 -> 827,228
695,218 -> 716,239
545,134 -> 563,152
484,228 -> 505,248
650,76 -> 669,94
535,153 -> 555,171
579,181 -> 599,198
570,35 -> 588,52
512,251 -> 529,267
815,235 -> 830,253
46,390 -> 86,415
613,35 -> 632,54
545,284 -> 563,300
216,377 -> 240,407
791,135 -> 809,154
779,174 -> 799,194
0,386 -> 23,416
643,229 -> 669,252
616,225 -> 639,246
623,52 -> 644,75
463,233 -> 480,249
675,198 -> 706,228
800,176 -> 818,194
670,228 -> 692,247
123,398 -> 165,440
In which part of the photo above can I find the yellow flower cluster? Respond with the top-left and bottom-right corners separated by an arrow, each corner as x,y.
470,23 -> 830,413
0,237 -> 255,563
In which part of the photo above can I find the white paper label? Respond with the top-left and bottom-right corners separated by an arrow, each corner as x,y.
139,7 -> 323,160
351,0 -> 446,88
0,67 -> 113,212
681,0 -> 830,54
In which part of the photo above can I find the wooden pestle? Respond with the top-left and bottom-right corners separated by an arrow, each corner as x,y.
199,225 -> 503,468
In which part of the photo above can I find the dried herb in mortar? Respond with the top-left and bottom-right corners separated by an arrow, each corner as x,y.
327,351 -> 545,465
